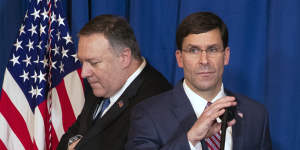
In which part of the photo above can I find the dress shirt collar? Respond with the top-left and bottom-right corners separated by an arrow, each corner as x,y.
101,57 -> 146,116
182,80 -> 225,118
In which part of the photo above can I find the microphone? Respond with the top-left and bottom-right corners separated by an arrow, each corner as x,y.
220,106 -> 236,150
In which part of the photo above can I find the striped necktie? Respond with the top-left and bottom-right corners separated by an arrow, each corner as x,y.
204,102 -> 221,150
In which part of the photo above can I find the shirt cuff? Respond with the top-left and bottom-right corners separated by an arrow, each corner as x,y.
188,140 -> 202,150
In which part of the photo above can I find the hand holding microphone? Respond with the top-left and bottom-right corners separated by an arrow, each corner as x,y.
187,96 -> 237,147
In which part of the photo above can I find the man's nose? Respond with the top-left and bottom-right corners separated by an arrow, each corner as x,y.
81,62 -> 91,78
199,51 -> 208,64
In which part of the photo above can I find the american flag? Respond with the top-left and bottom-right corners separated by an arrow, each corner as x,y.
0,0 -> 85,149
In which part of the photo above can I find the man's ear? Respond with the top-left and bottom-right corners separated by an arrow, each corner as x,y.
224,47 -> 230,66
119,48 -> 132,68
175,50 -> 184,68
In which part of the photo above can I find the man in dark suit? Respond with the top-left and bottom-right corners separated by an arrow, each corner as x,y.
57,15 -> 172,150
126,12 -> 272,150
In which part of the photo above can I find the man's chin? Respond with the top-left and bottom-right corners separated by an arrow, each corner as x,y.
92,89 -> 106,97
194,81 -> 217,91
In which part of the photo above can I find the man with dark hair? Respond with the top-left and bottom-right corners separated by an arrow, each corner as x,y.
126,12 -> 272,150
57,15 -> 172,150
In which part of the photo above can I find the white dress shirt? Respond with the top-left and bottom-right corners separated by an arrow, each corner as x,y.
94,58 -> 146,118
182,80 -> 233,150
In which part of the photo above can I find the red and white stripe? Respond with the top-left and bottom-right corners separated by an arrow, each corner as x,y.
205,132 -> 221,150
0,68 -> 84,150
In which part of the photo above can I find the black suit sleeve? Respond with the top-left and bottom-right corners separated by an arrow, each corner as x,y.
56,113 -> 82,150
57,85 -> 95,150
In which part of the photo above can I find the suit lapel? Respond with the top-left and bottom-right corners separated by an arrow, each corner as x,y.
169,82 -> 213,150
76,98 -> 131,149
169,82 -> 197,133
232,113 -> 243,150
83,87 -> 100,131
84,97 -> 130,140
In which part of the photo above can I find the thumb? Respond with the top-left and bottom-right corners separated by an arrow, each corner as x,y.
206,122 -> 221,138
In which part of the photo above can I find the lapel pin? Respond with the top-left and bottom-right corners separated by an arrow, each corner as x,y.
118,100 -> 124,108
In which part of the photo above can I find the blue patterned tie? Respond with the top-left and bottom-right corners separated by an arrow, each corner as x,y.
93,98 -> 110,121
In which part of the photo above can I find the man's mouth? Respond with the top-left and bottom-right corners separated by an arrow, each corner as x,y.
197,71 -> 214,77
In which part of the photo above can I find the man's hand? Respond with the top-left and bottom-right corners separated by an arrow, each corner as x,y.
68,139 -> 81,150
187,96 -> 237,146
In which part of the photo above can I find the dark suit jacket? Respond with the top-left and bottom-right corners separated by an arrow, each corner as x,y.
126,81 -> 272,150
57,63 -> 172,150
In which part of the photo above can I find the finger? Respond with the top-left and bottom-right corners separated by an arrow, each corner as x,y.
227,119 -> 236,126
204,101 -> 236,117
206,122 -> 221,138
68,139 -> 81,150
205,108 -> 226,121
215,96 -> 236,104
210,97 -> 236,109
211,122 -> 221,133
206,96 -> 236,110
73,139 -> 81,146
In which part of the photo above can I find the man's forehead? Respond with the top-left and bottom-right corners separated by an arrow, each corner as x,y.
182,31 -> 223,47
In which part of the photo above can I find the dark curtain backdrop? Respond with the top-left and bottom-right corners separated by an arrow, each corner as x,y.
1,0 -> 299,149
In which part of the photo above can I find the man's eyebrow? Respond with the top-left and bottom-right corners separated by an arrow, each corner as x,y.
86,58 -> 101,62
77,56 -> 99,62
185,44 -> 200,49
207,44 -> 220,49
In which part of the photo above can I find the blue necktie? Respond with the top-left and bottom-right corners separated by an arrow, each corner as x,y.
93,98 -> 110,121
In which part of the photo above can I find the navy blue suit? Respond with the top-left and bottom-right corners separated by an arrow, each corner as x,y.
126,81 -> 272,150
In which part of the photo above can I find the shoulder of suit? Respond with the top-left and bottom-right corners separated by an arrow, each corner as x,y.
138,64 -> 172,89
142,64 -> 167,79
231,92 -> 268,114
134,88 -> 175,111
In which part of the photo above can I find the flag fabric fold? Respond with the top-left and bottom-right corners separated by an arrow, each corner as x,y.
0,0 -> 85,149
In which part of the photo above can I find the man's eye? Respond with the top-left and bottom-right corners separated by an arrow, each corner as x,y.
207,47 -> 218,53
90,62 -> 100,66
190,48 -> 200,53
